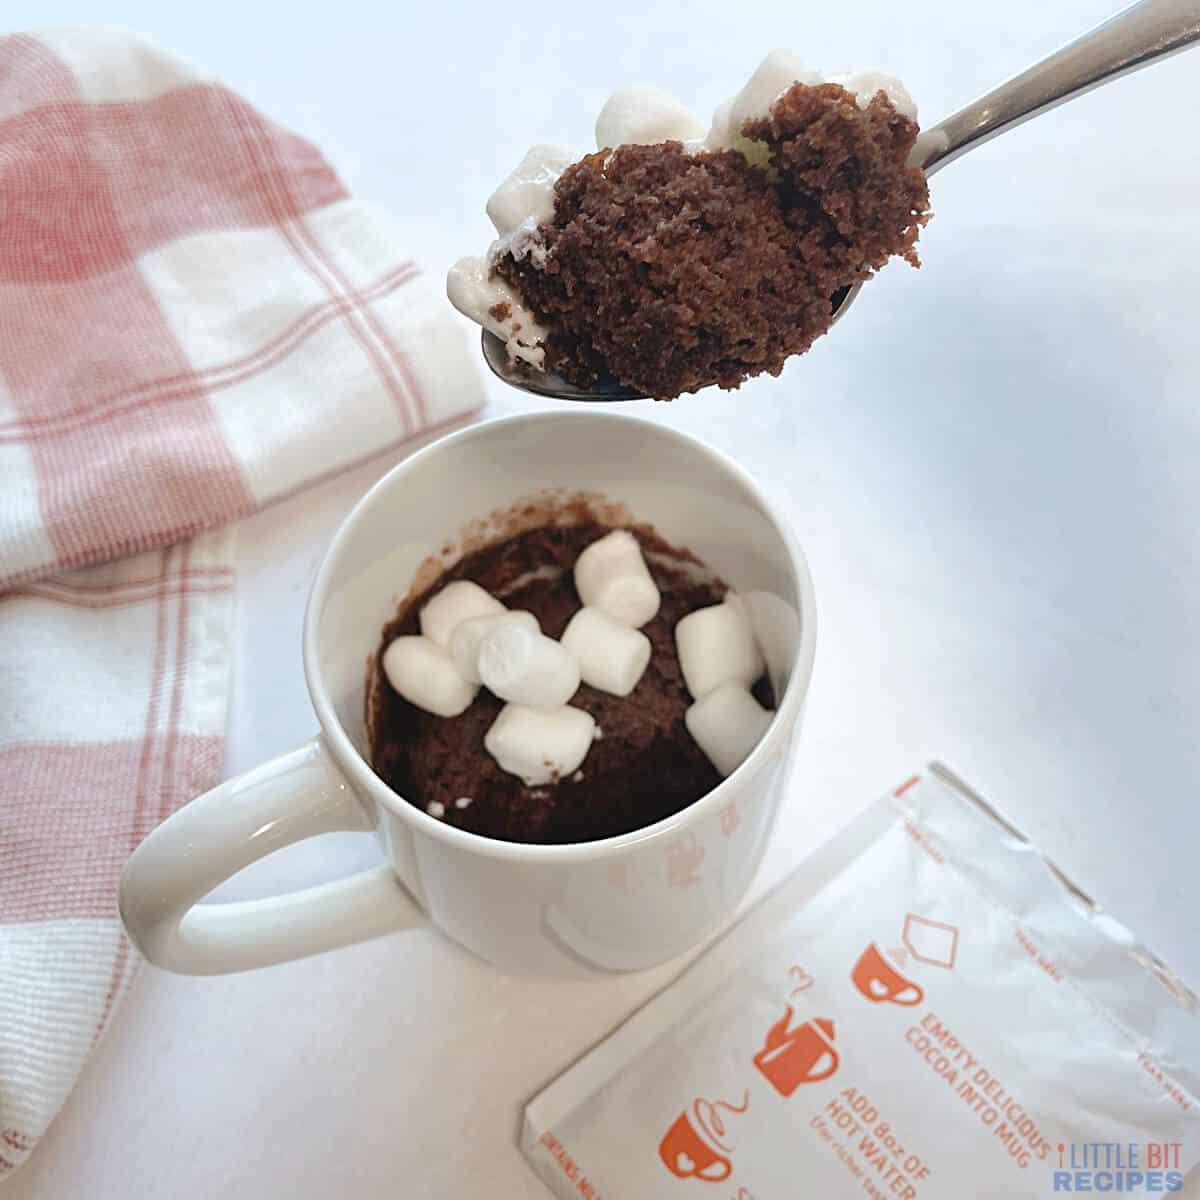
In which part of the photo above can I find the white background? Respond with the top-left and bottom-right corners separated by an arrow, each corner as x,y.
6,0 -> 1200,1196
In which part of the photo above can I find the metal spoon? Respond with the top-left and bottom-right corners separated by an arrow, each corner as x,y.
481,0 -> 1200,402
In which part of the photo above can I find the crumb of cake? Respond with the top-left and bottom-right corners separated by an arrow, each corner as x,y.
488,300 -> 512,322
746,83 -> 928,271
491,81 -> 928,399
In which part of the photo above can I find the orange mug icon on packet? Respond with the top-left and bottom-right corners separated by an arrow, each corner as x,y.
658,1111 -> 733,1183
851,942 -> 924,1006
752,1008 -> 839,1096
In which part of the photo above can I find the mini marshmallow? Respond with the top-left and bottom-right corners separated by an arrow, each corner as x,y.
723,590 -> 753,628
728,49 -> 822,132
685,682 -> 773,776
382,636 -> 478,717
449,610 -> 540,684
485,703 -> 596,786
827,68 -> 917,120
595,84 -> 706,150
675,594 -> 765,699
419,580 -> 505,649
704,98 -> 736,149
574,530 -> 660,628
478,622 -> 581,707
487,144 -> 577,235
561,606 -> 651,697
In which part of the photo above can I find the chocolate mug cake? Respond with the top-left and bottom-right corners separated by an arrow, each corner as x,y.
369,515 -> 775,845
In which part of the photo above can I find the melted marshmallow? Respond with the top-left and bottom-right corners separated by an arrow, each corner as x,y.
828,68 -> 917,120
487,144 -> 576,234
446,255 -> 548,367
445,143 -> 580,366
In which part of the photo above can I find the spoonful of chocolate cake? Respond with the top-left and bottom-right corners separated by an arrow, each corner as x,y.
450,2 -> 1200,402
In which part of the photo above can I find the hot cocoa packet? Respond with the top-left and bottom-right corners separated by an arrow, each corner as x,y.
523,764 -> 1199,1198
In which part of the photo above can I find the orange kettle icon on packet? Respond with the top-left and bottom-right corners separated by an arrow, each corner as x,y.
752,1007 -> 839,1097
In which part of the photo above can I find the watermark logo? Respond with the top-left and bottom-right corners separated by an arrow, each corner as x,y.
1052,1142 -> 1184,1192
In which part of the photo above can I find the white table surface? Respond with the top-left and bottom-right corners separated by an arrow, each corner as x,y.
7,0 -> 1200,1195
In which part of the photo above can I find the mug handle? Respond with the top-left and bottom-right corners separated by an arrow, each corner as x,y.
119,737 -> 425,975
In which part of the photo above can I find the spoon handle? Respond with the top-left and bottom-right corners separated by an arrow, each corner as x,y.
919,0 -> 1200,174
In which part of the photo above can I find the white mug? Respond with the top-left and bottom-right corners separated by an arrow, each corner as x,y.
119,412 -> 817,977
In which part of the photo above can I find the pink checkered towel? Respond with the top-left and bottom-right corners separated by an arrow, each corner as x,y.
0,27 -> 484,1175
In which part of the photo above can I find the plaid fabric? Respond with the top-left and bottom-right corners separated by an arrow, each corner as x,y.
0,27 -> 483,1176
